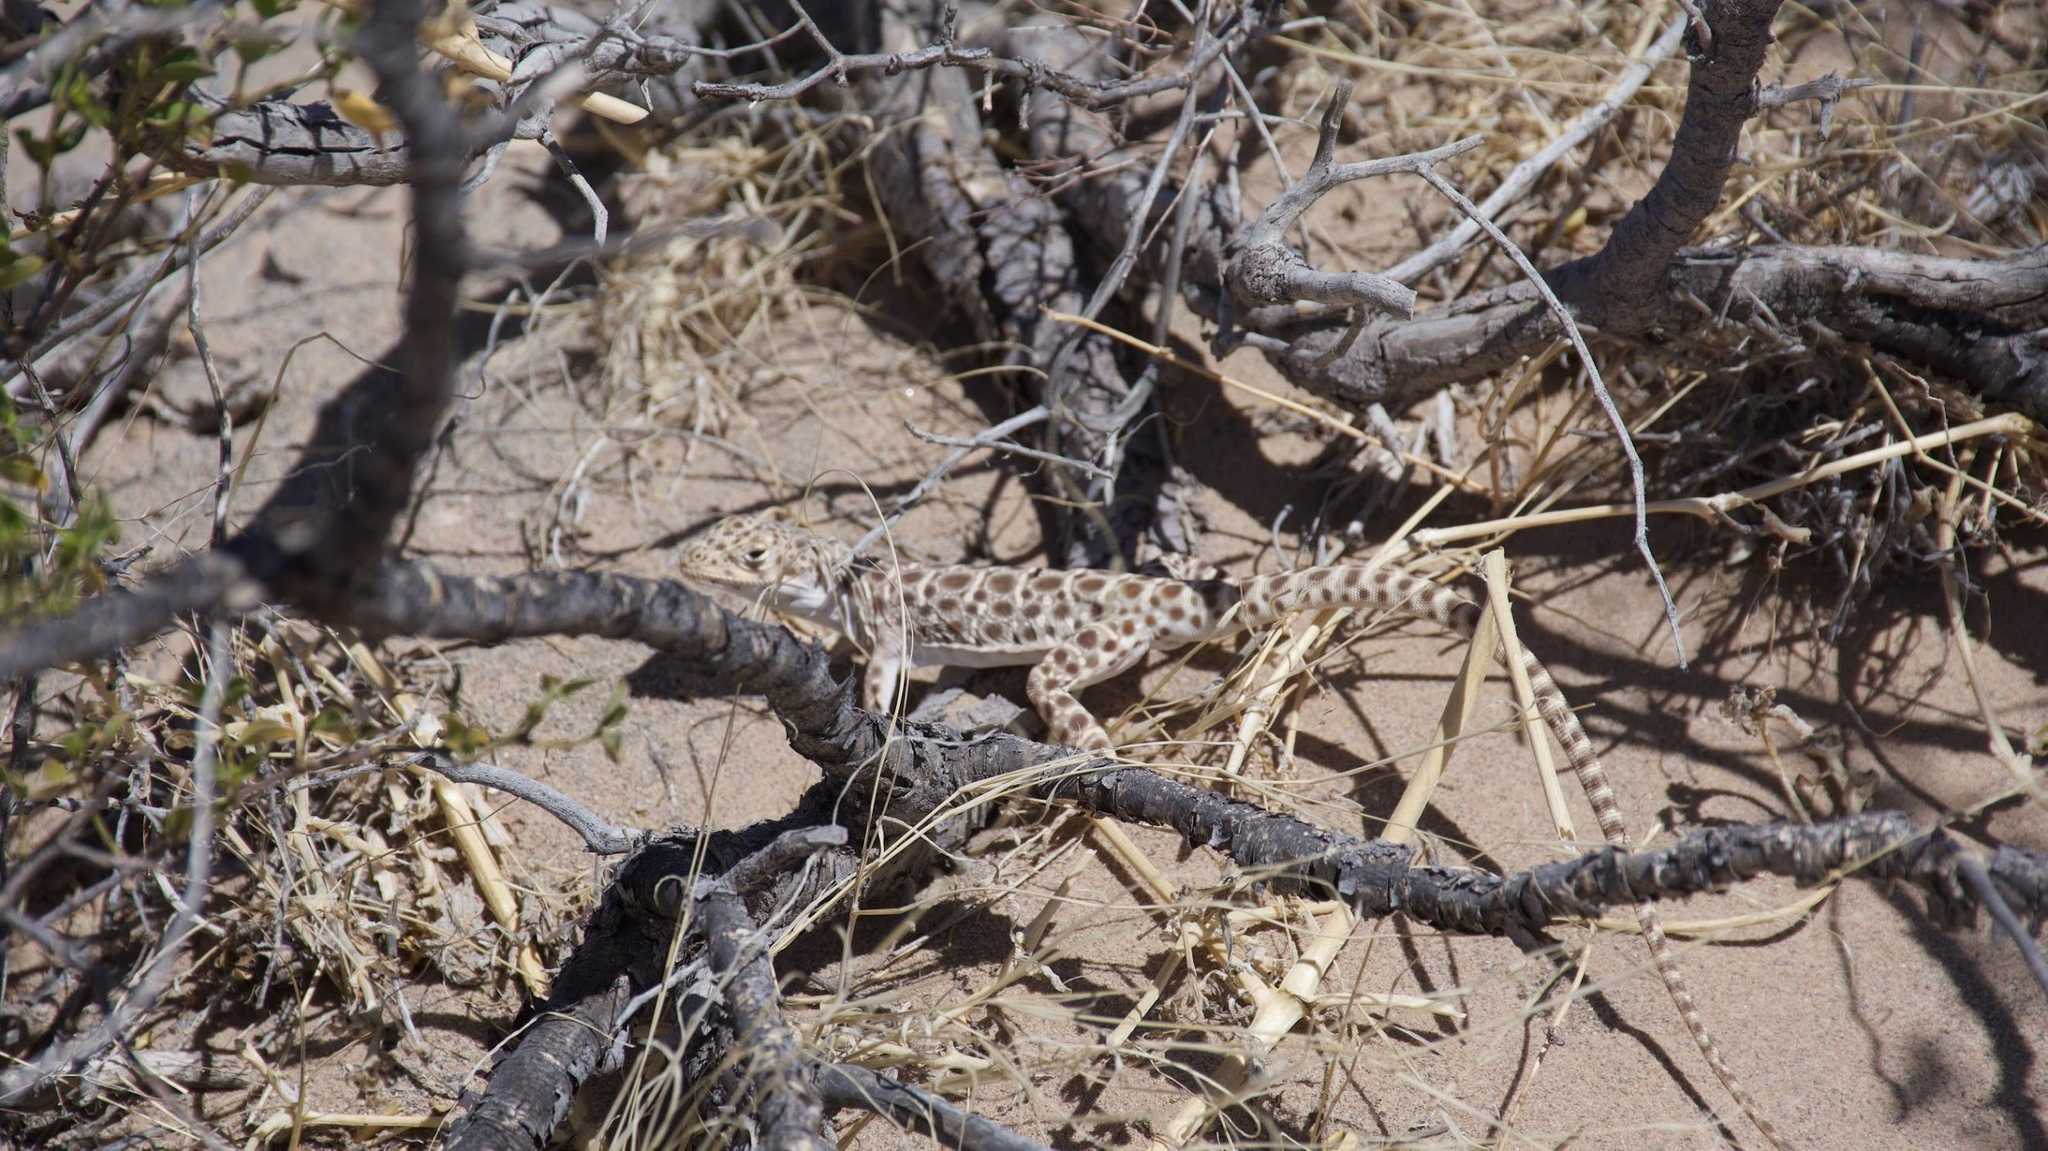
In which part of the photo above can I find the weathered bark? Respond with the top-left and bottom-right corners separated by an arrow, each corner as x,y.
856,0 -> 1163,566
1277,243 -> 2048,418
445,816 -> 859,1151
1549,0 -> 1786,329
440,882 -> 644,1151
815,1062 -> 1053,1151
1026,0 -> 2048,424
169,96 -> 412,187
342,560 -> 2048,939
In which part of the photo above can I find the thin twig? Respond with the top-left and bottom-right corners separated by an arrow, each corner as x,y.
1383,13 -> 1690,284
411,753 -> 644,854
184,188 -> 235,548
902,420 -> 1113,478
1957,855 -> 2048,1001
852,406 -> 1051,555
0,621 -> 230,1106
695,2 -> 1237,112
1413,165 -> 1689,665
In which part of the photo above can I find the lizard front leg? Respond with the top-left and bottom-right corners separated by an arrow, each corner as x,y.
1026,620 -> 1153,751
862,638 -> 911,716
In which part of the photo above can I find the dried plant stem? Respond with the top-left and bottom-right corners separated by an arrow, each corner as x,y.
356,644 -> 552,997
1152,897 -> 1358,1149
1221,607 -> 1352,779
1381,582 -> 1501,844
0,622 -> 231,1106
1480,551 -> 1573,842
1932,462 -> 2033,783
1406,413 -> 2040,552
1590,886 -> 1835,938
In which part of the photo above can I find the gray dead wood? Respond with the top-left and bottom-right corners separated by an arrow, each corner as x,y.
814,1062 -> 1053,1151
438,868 -> 645,1151
170,95 -> 412,187
698,829 -> 845,1151
439,789 -> 918,1148
161,1 -> 702,188
855,0 -> 1156,567
253,558 -> 2048,1147
413,754 -> 645,854
443,819 -> 850,1151
1030,0 -> 2047,423
351,561 -> 2048,937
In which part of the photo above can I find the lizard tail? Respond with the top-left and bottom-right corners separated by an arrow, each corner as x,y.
1519,626 -> 1796,1151
1251,562 -> 1793,1148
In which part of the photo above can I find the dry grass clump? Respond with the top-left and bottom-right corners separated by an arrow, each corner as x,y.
596,113 -> 861,464
1265,0 -> 2047,636
5,618 -> 589,1145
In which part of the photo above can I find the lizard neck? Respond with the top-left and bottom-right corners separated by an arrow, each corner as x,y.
754,554 -> 868,643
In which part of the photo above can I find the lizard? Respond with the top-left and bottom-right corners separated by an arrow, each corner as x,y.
676,511 -> 1789,1149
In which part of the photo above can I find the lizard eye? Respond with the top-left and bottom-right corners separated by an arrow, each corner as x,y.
742,547 -> 769,566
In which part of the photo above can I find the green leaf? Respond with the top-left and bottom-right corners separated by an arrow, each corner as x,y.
0,455 -> 46,490
308,706 -> 357,742
599,726 -> 623,764
0,500 -> 28,551
0,253 -> 43,290
237,717 -> 297,746
0,393 -> 28,452
60,73 -> 112,129
51,494 -> 119,594
145,100 -> 213,139
15,121 -> 89,167
150,49 -> 213,86
445,713 -> 489,760
233,33 -> 285,66
250,0 -> 298,19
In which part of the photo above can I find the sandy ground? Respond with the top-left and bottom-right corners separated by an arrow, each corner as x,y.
22,56 -> 2048,1151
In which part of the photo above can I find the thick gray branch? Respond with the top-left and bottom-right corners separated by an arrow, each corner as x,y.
171,96 -> 411,187
1550,0 -> 1786,329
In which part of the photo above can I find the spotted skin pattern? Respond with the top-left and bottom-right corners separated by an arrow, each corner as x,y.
677,512 -> 1785,1149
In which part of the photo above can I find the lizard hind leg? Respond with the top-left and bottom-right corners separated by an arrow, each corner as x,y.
1026,620 -> 1153,751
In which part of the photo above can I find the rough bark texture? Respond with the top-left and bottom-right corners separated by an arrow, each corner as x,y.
440,882 -> 645,1151
857,1 -> 1170,566
1551,0 -> 1787,329
171,96 -> 412,187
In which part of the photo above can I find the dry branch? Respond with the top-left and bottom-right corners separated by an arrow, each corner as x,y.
0,0 -> 471,680
339,562 -> 2048,944
410,551 -> 2045,1145
170,95 -> 413,187
814,1062 -> 1052,1151
1551,0 -> 1786,330
698,828 -> 847,1151
855,0 -> 1162,565
1023,0 -> 2048,424
439,870 -> 644,1151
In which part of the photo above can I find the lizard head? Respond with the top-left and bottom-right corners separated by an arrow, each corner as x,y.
676,513 -> 851,616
